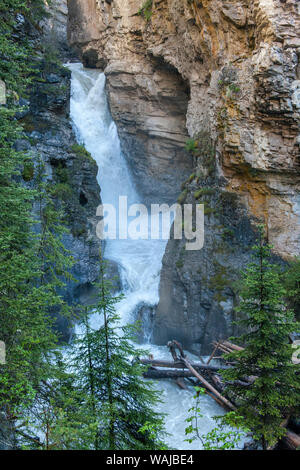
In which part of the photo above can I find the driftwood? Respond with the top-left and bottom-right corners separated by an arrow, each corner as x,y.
144,369 -> 199,379
209,341 -> 300,449
142,338 -> 300,448
167,340 -> 237,411
140,358 -> 228,372
181,356 -> 237,411
222,341 -> 244,352
207,342 -> 220,365
210,340 -> 244,359
141,340 -> 236,411
282,430 -> 300,450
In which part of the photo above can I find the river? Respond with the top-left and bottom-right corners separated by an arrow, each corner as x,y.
68,62 -> 232,450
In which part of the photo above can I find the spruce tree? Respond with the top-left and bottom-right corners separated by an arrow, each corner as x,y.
16,351 -> 98,450
221,226 -> 300,449
0,1 -> 74,439
69,256 -> 167,450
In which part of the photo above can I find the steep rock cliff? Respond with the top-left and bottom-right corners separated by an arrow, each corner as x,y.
19,1 -> 102,339
68,0 -> 194,204
68,0 -> 300,353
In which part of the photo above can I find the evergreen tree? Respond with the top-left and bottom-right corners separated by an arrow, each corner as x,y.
0,1 -> 74,439
185,387 -> 245,450
17,351 -> 98,450
283,258 -> 300,321
221,226 -> 300,449
69,256 -> 167,450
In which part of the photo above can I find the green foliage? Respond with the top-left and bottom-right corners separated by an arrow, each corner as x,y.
138,0 -> 153,21
68,255 -> 167,450
185,138 -> 198,153
17,351 -> 98,450
177,189 -> 188,205
35,158 -> 74,287
71,144 -> 94,162
55,164 -> 70,184
227,83 -> 240,94
22,158 -> 34,181
222,227 -> 234,241
201,421 -> 244,450
283,258 -> 300,321
185,387 -> 245,450
0,151 -> 73,419
176,259 -> 184,269
50,183 -> 72,200
0,0 -> 46,98
194,187 -> 215,200
185,131 -> 215,175
204,205 -> 216,217
221,226 -> 300,449
0,1 -> 74,437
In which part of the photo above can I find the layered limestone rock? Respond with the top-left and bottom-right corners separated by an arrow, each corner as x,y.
68,0 -> 194,204
68,0 -> 300,353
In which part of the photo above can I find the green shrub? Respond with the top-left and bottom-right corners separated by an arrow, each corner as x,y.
138,0 -> 153,21
22,160 -> 34,181
178,189 -> 188,204
71,144 -> 94,163
188,173 -> 196,183
185,138 -> 198,153
55,164 -> 70,184
204,206 -> 216,216
194,187 -> 215,199
222,228 -> 234,240
50,183 -> 72,200
176,259 -> 184,269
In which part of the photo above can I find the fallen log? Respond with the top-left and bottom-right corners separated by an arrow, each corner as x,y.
222,341 -> 244,352
216,344 -> 232,354
182,356 -> 237,411
207,342 -> 220,365
282,430 -> 300,450
140,358 -> 229,372
166,340 -> 237,411
212,341 -> 244,356
143,369 -> 199,379
211,374 -> 225,393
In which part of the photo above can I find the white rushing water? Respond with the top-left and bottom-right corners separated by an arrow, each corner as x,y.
67,63 -> 232,450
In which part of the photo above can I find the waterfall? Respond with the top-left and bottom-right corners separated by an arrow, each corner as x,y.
67,63 -> 232,450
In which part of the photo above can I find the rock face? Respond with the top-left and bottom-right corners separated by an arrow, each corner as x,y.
68,0 -> 300,353
0,413 -> 15,450
68,0 -> 194,204
42,0 -> 76,61
18,1 -> 102,340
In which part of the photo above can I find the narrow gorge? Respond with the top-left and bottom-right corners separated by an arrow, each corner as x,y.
0,0 -> 299,452
67,0 -> 300,353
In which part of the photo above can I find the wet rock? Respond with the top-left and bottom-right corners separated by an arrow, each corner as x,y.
0,413 -> 16,450
133,302 -> 155,344
68,0 -> 300,256
69,0 -> 300,350
17,0 -> 102,341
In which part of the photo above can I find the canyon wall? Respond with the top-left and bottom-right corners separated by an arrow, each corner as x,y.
18,1 -> 102,340
68,0 -> 300,353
